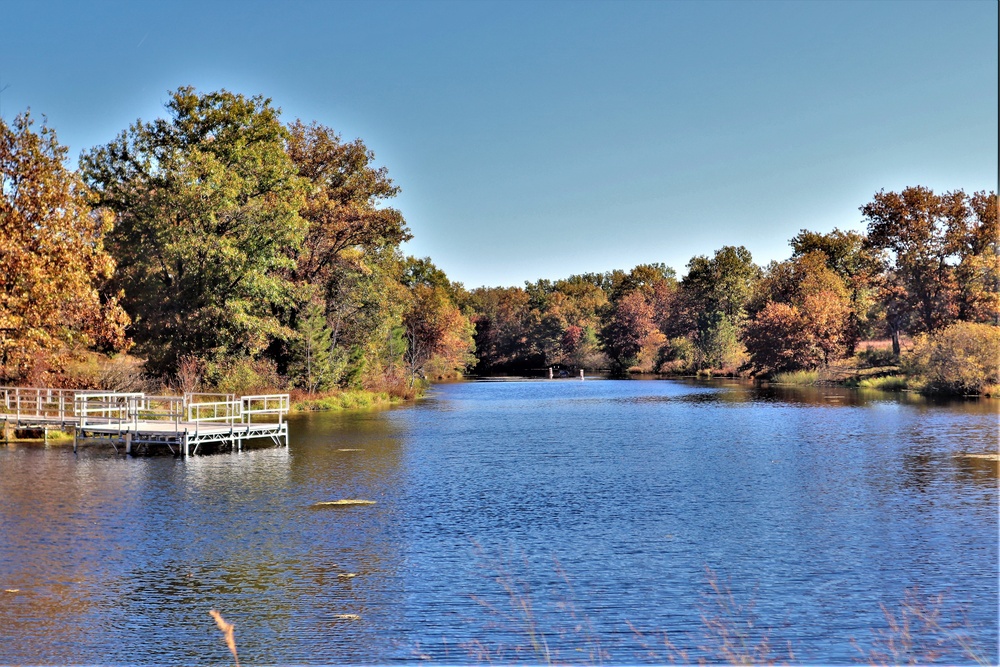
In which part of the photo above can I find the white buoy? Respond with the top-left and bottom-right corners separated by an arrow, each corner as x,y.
580,369 -> 584,380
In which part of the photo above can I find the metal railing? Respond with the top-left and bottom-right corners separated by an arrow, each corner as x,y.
187,399 -> 243,425
1,387 -> 290,429
242,394 -> 290,424
74,392 -> 144,428
1,387 -> 78,421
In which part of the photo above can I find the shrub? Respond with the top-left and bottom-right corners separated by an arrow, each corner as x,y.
657,336 -> 699,373
859,345 -> 897,368
903,322 -> 1000,395
206,356 -> 284,395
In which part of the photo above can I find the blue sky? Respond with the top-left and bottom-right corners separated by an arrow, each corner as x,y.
2,0 -> 996,288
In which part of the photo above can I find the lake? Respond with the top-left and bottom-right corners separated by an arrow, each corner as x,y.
1,379 -> 997,664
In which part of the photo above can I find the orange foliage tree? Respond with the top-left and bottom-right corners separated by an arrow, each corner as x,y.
0,112 -> 130,382
600,290 -> 662,373
743,252 -> 850,375
402,284 -> 475,385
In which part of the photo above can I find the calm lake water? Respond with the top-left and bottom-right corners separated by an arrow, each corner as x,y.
1,379 -> 997,665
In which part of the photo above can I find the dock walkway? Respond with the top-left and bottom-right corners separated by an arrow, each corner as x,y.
1,387 -> 289,457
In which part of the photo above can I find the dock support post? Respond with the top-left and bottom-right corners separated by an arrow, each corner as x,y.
73,428 -> 78,454
124,432 -> 132,456
182,432 -> 189,459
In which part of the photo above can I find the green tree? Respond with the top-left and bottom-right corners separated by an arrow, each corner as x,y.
81,87 -> 306,374
679,246 -> 759,370
1,112 -> 130,381
322,248 -> 409,388
288,300 -> 340,393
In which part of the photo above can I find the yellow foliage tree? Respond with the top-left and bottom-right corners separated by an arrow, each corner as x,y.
0,112 -> 130,381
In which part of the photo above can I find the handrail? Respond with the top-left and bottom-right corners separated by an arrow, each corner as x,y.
187,399 -> 242,424
0,387 -> 290,429
184,392 -> 236,403
242,394 -> 290,424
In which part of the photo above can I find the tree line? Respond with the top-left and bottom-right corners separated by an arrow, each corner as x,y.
462,188 -> 997,392
1,88 -> 473,394
1,87 -> 997,395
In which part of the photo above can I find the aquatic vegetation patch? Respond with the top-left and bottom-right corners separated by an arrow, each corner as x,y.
771,370 -> 819,385
857,375 -> 909,391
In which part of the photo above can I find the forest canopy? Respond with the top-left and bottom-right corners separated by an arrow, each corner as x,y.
1,87 -> 997,395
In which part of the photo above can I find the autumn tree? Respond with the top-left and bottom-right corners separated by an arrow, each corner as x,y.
468,286 -> 536,372
742,302 -> 817,375
790,228 -> 883,353
0,112 -> 130,381
287,120 -> 410,285
599,290 -> 663,373
744,252 -> 851,374
402,284 -> 475,385
862,187 -> 959,341
549,275 -> 609,368
904,321 -> 1000,394
945,190 -> 999,325
81,87 -> 306,374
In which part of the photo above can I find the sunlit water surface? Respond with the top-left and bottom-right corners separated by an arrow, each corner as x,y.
0,379 -> 997,664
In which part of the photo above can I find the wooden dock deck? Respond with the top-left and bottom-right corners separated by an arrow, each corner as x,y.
1,387 -> 289,457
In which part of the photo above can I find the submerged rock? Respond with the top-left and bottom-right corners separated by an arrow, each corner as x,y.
312,499 -> 376,507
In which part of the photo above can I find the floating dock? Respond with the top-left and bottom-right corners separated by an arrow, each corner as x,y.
0,387 -> 289,457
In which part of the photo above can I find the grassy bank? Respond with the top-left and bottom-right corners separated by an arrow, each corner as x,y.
291,389 -> 413,412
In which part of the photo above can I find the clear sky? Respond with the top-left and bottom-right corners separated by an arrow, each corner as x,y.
2,0 -> 997,288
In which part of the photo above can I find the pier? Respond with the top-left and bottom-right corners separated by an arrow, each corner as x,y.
0,387 -> 289,457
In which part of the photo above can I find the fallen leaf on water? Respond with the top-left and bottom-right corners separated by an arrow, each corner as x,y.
4,589 -> 19,593
337,573 -> 358,579
312,499 -> 376,507
336,448 -> 363,452
335,613 -> 361,620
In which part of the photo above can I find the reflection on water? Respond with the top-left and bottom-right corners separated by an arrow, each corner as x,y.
0,380 -> 997,664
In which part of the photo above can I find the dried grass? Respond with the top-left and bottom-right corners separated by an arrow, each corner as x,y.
209,609 -> 240,667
